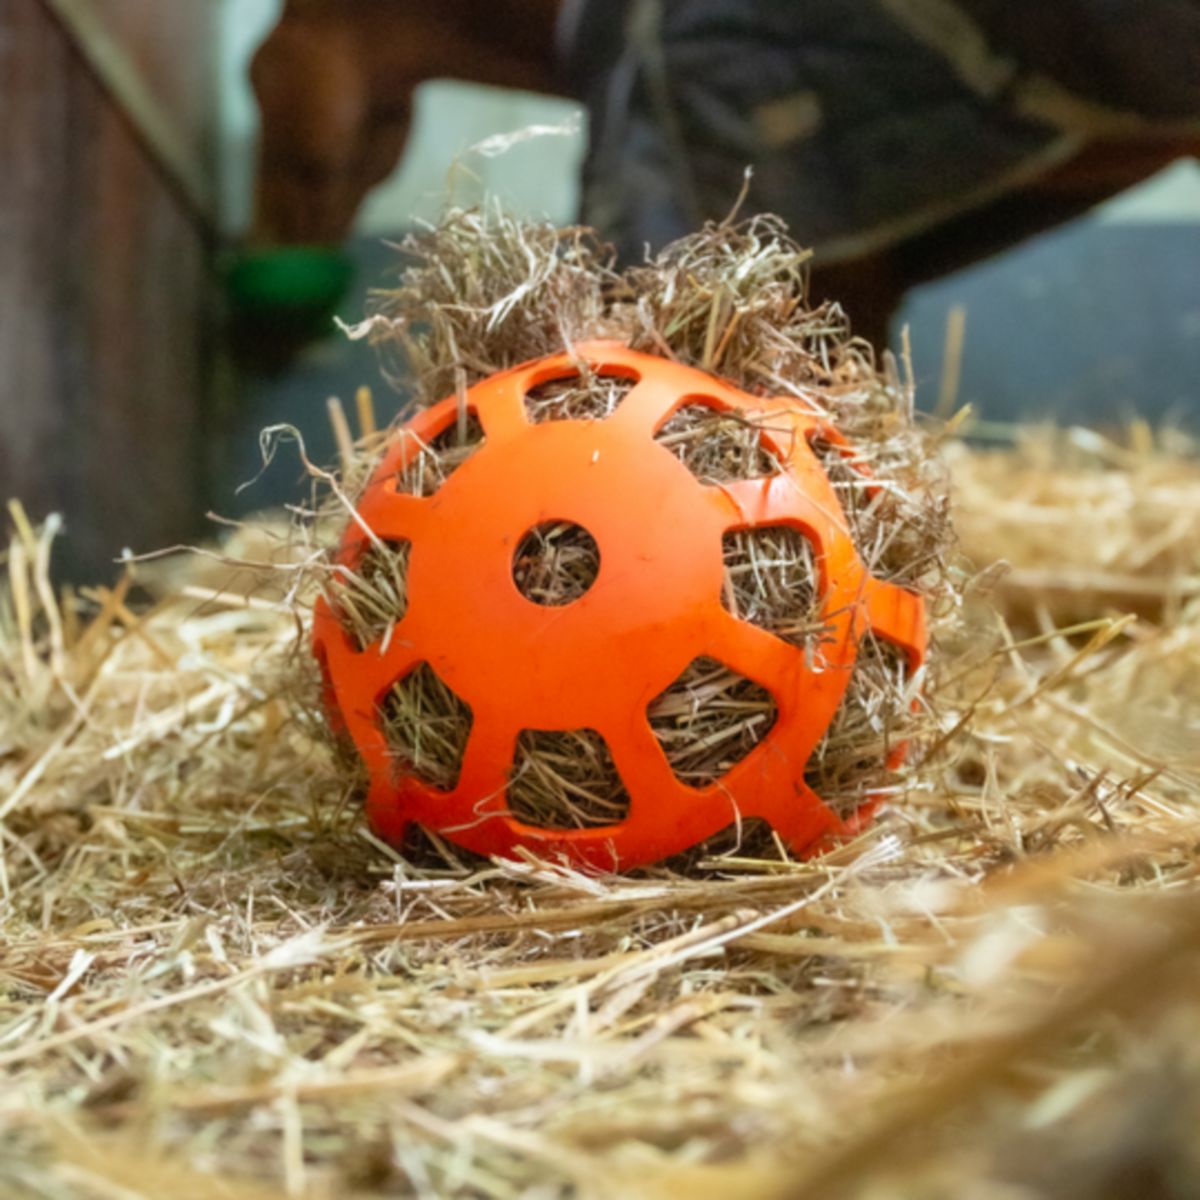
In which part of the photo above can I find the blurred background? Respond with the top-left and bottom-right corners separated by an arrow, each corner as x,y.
2,0 -> 1198,580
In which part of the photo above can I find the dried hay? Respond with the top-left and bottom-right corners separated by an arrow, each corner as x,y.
950,424 -> 1200,626
524,374 -> 635,424
646,656 -> 778,788
3,423 -> 1200,1196
721,526 -> 823,650
328,540 -> 410,651
653,404 -> 782,481
330,207 -> 951,827
394,412 -> 485,498
509,730 -> 629,830
380,664 -> 473,793
347,207 -> 612,405
512,523 -> 601,608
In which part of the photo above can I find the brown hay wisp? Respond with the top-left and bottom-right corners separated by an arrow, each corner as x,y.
654,404 -> 783,481
524,373 -> 636,424
380,663 -> 473,792
394,411 -> 485,497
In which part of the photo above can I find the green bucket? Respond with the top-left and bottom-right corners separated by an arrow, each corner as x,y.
224,246 -> 355,340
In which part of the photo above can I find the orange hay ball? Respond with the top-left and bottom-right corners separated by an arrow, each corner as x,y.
312,343 -> 926,870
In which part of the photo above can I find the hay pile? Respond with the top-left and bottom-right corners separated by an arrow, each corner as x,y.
950,425 -> 1200,625
3,422 -> 1200,1197
326,207 -> 952,830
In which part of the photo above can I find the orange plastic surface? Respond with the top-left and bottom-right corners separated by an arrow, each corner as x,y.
312,343 -> 926,870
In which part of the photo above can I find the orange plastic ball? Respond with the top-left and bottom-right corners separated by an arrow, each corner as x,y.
312,342 -> 925,870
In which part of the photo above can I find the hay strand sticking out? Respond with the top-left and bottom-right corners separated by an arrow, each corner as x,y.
810,434 -> 951,591
395,412 -> 485,497
722,526 -> 826,651
807,633 -> 918,816
619,212 -> 890,411
347,204 -> 613,404
326,539 -> 410,650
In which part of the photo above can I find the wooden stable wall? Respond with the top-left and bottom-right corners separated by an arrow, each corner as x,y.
0,0 -> 217,581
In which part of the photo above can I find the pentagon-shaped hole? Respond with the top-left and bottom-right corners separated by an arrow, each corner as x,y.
722,526 -> 827,653
395,410 -> 484,496
512,521 -> 600,606
648,656 -> 777,788
655,402 -> 783,483
524,371 -> 637,423
654,817 -> 787,875
508,729 -> 631,829
380,663 -> 473,792
328,539 -> 411,650
805,634 -> 915,817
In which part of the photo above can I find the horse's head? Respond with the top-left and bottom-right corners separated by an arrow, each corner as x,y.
249,0 -> 566,246
249,10 -> 412,245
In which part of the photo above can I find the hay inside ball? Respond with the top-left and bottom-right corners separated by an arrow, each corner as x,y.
316,361 -> 930,869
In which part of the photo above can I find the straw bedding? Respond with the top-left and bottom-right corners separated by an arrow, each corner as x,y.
3,429 -> 1200,1198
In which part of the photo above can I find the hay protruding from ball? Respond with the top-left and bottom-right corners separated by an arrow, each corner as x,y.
525,372 -> 636,423
395,411 -> 485,497
722,527 -> 825,652
655,404 -> 783,481
346,204 -> 613,405
328,539 -> 410,650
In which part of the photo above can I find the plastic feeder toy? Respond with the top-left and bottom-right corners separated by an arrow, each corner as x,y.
313,342 -> 926,870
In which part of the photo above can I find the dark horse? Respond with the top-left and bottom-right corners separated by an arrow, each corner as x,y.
251,0 -> 1200,346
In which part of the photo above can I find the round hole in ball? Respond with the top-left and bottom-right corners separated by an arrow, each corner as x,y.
512,521 -> 601,606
